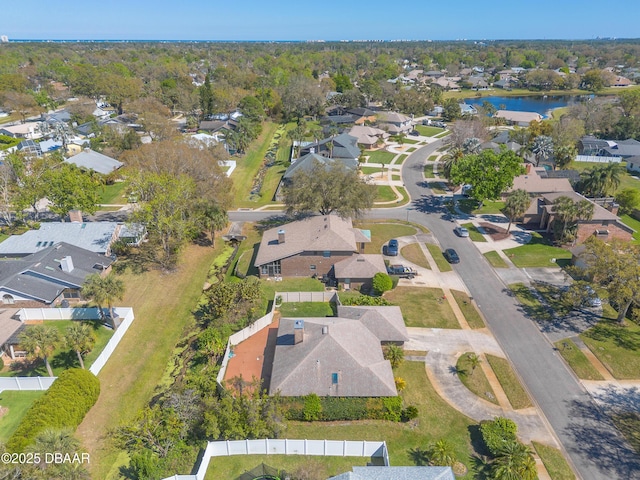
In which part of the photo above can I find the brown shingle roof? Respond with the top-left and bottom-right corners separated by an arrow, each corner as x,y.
333,254 -> 387,281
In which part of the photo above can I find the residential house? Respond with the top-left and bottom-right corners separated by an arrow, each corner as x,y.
433,76 -> 461,90
0,309 -> 28,360
494,110 -> 543,126
268,305 -> 408,397
298,133 -> 361,161
0,221 -> 144,258
612,75 -> 633,87
346,107 -> 377,125
254,215 -> 370,278
0,123 -> 42,139
280,152 -> 358,187
467,76 -> 490,90
329,466 -> 455,480
459,103 -> 478,116
16,139 -> 42,157
626,155 -> 640,174
505,166 -> 574,197
376,111 -> 413,135
0,242 -> 113,307
65,148 -> 123,175
347,125 -> 388,148
333,254 -> 387,291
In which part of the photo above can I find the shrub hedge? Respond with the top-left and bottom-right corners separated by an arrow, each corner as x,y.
285,395 -> 402,422
7,369 -> 100,452
480,416 -> 518,456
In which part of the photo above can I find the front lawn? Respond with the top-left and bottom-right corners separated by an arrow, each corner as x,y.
99,181 -> 128,205
553,339 -> 604,381
3,320 -> 114,377
503,233 -> 572,268
375,185 -> 398,202
451,290 -> 485,329
365,150 -> 395,164
483,251 -> 509,268
360,166 -> 383,175
509,283 -> 554,322
429,182 -> 448,195
425,243 -> 452,272
354,222 -> 417,254
278,302 -> 334,317
456,353 -> 498,405
400,243 -> 430,269
396,154 -> 408,164
485,354 -> 532,409
384,287 -> 459,329
457,199 -> 506,215
415,125 -> 445,137
0,391 -> 46,443
611,412 -> 640,456
532,442 -> 576,480
461,223 -> 486,242
284,361 -> 476,474
424,164 -> 435,178
621,214 -> 640,244
580,316 -> 640,379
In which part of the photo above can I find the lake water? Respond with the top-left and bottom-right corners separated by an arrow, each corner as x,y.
462,95 -> 591,118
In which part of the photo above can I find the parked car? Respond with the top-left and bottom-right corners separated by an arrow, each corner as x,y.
454,226 -> 470,237
386,238 -> 399,256
409,130 -> 420,136
443,248 -> 460,264
584,286 -> 602,307
388,264 -> 418,279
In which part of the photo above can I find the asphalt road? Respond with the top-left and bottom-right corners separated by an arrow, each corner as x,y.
400,141 -> 640,480
228,141 -> 640,478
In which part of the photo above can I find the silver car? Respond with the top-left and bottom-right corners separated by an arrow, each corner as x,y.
454,226 -> 470,237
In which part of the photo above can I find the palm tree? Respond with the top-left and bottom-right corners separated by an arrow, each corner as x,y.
81,273 -> 125,328
552,196 -> 578,244
428,439 -> 457,467
579,163 -> 622,198
20,325 -> 60,376
554,144 -> 576,170
491,442 -> 537,480
27,428 -> 90,480
65,323 -> 96,369
503,189 -> 531,233
383,344 -> 405,369
600,162 -> 623,197
467,353 -> 481,375
531,135 -> 554,167
197,202 -> 228,247
441,146 -> 464,180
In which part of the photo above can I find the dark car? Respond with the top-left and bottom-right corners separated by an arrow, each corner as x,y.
443,248 -> 460,264
386,238 -> 399,256
409,130 -> 420,136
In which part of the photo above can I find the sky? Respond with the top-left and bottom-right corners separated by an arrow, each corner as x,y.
3,0 -> 640,41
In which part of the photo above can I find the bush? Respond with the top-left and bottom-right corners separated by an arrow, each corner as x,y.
339,295 -> 391,306
303,394 -> 322,421
372,273 -> 393,295
480,416 -> 518,457
401,405 -> 419,422
283,396 -> 402,422
7,369 -> 100,452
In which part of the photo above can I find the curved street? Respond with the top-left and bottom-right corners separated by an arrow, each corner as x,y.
229,139 -> 640,480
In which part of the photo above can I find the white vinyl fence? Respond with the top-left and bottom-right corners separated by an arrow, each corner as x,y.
88,307 -> 135,375
575,155 -> 622,163
162,439 -> 389,480
0,376 -> 56,393
276,291 -> 338,303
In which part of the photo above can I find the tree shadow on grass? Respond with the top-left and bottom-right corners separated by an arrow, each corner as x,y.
408,447 -> 430,466
583,321 -> 640,351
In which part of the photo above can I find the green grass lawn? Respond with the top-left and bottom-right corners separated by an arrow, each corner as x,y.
99,181 -> 128,204
233,122 -> 280,207
435,130 -> 451,138
568,161 -> 640,196
428,155 -> 438,161
406,147 -> 417,152
360,166 -> 383,175
503,233 -> 572,268
620,214 -> 640,244
510,283 -> 555,322
3,320 -> 113,377
457,199 -> 505,215
278,302 -> 334,317
284,361 -> 476,475
532,442 -> 576,480
430,182 -> 448,195
392,174 -> 402,181
384,287 -> 459,329
261,278 -> 325,310
375,185 -> 398,202
450,290 -> 485,329
483,251 -> 509,268
611,412 -> 640,456
580,317 -> 640,379
424,164 -> 435,178
228,224 -> 262,280
400,243 -> 430,269
425,243 -> 452,272
456,353 -> 498,405
396,154 -> 408,164
553,339 -> 604,381
485,354 -> 532,409
366,150 -> 396,164
461,222 -> 486,242
354,222 -> 417,254
0,391 -> 46,443
415,125 -> 445,137
402,138 -> 419,145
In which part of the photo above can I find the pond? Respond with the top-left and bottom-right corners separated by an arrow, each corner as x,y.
462,95 -> 593,118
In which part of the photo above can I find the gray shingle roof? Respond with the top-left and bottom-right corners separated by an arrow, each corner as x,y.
329,466 -> 455,480
299,133 -> 361,160
269,317 -> 397,397
65,149 -> 123,175
283,153 -> 358,181
333,255 -> 387,282
337,305 -> 409,343
254,216 -> 368,267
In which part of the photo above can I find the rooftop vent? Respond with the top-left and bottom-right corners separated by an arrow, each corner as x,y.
60,256 -> 74,273
277,229 -> 285,244
294,319 -> 304,345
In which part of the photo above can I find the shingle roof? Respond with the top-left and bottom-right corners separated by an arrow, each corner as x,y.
541,192 -> 621,222
282,153 -> 358,181
333,255 -> 387,282
269,317 -> 397,397
329,466 -> 455,480
337,305 -> 409,343
300,133 -> 361,160
65,149 -> 123,175
255,216 -> 368,267
494,110 -> 543,123
0,242 -> 113,303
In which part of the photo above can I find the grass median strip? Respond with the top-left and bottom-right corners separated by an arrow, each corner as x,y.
400,243 -> 430,269
532,442 -> 576,480
553,339 -> 604,381
483,251 -> 509,268
485,354 -> 533,409
461,222 -> 487,242
456,352 -> 499,405
451,290 -> 485,329
426,243 -> 452,272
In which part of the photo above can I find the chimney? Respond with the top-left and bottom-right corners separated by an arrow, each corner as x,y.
277,229 -> 285,244
322,325 -> 329,335
60,256 -> 74,273
294,319 -> 304,344
607,202 -> 619,216
69,210 -> 83,223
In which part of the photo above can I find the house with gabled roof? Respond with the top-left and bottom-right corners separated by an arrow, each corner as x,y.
65,148 -> 123,175
333,255 -> 387,291
376,111 -> 413,134
268,308 -> 405,397
254,216 -> 370,278
298,133 -> 361,162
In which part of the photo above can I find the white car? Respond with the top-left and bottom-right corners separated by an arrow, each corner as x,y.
454,226 -> 470,237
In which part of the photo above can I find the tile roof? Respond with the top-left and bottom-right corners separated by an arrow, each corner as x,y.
269,317 -> 397,397
254,216 -> 368,266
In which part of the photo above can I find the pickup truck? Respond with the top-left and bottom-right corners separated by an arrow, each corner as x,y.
387,264 -> 418,279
